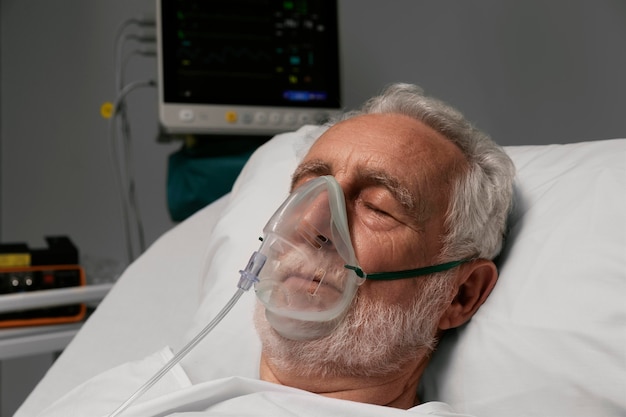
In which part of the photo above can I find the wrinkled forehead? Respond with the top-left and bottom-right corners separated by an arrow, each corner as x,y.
301,114 -> 467,194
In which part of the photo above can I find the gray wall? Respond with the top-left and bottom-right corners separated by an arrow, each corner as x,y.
2,0 -> 626,271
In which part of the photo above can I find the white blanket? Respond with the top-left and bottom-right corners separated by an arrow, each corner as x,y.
39,347 -> 472,417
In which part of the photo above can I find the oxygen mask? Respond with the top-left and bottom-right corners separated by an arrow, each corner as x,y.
254,176 -> 364,340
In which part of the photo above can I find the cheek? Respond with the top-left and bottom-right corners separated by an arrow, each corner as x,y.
358,276 -> 422,308
350,221 -> 423,275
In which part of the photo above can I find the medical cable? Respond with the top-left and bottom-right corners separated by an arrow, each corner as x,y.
113,15 -> 155,94
107,79 -> 155,265
111,16 -> 156,264
107,251 -> 266,417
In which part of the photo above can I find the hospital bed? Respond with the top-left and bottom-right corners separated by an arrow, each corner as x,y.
16,125 -> 626,416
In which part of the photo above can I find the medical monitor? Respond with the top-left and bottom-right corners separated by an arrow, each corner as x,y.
156,0 -> 342,135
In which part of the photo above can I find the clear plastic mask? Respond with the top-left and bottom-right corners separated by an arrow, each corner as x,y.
255,176 -> 365,340
253,175 -> 472,341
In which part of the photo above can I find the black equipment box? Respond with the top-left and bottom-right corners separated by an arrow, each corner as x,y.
0,236 -> 86,327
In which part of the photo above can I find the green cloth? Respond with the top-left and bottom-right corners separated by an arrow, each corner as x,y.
167,136 -> 267,221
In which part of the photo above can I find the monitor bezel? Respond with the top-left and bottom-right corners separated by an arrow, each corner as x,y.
156,0 -> 342,135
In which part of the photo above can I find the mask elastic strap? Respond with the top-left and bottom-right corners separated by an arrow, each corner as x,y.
345,259 -> 471,281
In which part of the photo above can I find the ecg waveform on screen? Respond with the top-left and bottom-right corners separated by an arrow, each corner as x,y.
177,46 -> 273,67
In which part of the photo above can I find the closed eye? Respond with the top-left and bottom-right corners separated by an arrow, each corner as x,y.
364,203 -> 391,217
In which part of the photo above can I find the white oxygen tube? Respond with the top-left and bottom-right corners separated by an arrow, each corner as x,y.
107,251 -> 267,417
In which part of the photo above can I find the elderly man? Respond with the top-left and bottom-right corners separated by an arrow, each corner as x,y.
254,83 -> 515,408
38,83 -> 515,417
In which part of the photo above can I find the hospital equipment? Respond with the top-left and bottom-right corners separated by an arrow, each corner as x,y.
156,0 -> 341,136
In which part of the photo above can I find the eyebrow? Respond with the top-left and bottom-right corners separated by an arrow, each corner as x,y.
291,159 -> 423,222
290,160 -> 332,191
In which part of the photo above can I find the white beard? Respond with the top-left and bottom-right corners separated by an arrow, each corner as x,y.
254,271 -> 454,378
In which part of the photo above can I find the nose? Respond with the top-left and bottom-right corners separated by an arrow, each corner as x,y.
297,193 -> 334,250
296,220 -> 331,249
328,175 -> 355,225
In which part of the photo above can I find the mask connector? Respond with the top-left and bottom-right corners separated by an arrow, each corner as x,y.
238,251 -> 267,291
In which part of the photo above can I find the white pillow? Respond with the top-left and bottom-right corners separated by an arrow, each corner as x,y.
179,128 -> 626,416
420,138 -> 626,416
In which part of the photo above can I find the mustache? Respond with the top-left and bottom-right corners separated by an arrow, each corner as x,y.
270,246 -> 348,293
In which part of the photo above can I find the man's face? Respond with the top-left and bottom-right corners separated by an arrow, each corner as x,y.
256,113 -> 468,377
291,113 -> 467,309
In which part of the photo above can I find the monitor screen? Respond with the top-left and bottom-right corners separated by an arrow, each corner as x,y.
157,0 -> 342,135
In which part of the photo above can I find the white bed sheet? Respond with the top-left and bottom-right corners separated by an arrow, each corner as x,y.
38,346 -> 473,417
15,195 -> 230,417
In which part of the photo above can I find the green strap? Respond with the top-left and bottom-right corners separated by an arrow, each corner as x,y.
345,259 -> 470,281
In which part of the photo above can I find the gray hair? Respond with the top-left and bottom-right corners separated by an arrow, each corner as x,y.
330,83 -> 515,261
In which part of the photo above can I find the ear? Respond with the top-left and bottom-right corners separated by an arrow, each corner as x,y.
438,259 -> 498,330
